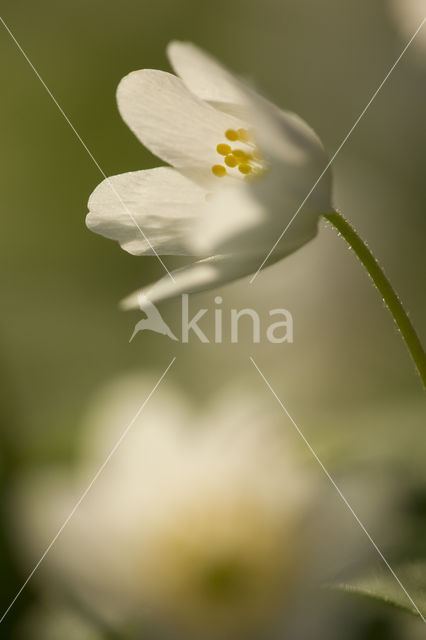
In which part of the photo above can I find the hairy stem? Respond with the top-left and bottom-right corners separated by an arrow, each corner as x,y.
324,211 -> 426,389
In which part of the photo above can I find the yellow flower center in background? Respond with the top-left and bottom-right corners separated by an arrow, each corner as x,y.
211,129 -> 265,180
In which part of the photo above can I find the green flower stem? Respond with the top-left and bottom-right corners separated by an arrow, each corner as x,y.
323,211 -> 426,389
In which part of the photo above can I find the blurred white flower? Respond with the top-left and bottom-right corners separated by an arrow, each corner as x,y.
86,42 -> 332,307
387,1 -> 426,57
12,374 -> 315,640
17,604 -> 103,640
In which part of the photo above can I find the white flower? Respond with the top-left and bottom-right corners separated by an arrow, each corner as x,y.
387,0 -> 426,57
12,375 -> 314,640
18,604 -> 103,640
86,42 -> 332,307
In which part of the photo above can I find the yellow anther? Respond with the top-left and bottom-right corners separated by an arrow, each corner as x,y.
212,164 -> 227,177
225,129 -> 239,141
238,163 -> 252,175
224,154 -> 238,168
216,143 -> 231,156
237,128 -> 250,142
213,130 -> 265,180
232,149 -> 248,160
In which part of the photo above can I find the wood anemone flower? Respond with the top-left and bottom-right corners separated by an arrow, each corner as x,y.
86,42 -> 332,307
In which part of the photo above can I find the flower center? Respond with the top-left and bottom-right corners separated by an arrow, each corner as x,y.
211,129 -> 265,180
197,556 -> 247,602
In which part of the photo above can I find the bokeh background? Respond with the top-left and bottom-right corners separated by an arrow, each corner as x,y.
0,0 -> 425,638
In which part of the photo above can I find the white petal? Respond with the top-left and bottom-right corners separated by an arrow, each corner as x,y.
86,167 -> 208,256
167,43 -> 332,215
190,180 -> 320,260
231,92 -> 332,257
120,255 -> 262,309
232,84 -> 333,218
227,95 -> 332,264
189,185 -> 267,255
167,41 -> 246,108
116,69 -> 246,171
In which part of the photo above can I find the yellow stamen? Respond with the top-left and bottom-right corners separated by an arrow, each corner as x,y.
238,163 -> 252,175
216,143 -> 231,156
237,128 -> 250,143
212,165 -> 227,177
224,154 -> 238,168
225,129 -> 239,141
232,149 -> 249,161
212,130 -> 266,181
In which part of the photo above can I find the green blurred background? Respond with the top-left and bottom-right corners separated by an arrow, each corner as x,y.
0,0 -> 425,637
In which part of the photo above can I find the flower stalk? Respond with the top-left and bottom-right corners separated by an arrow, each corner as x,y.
324,211 -> 426,389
